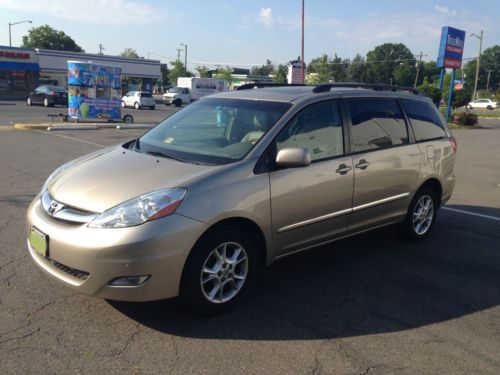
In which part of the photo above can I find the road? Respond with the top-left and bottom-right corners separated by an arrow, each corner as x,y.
0,124 -> 499,374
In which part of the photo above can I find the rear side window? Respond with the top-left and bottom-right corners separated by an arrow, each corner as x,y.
401,99 -> 447,142
141,92 -> 152,98
348,98 -> 408,153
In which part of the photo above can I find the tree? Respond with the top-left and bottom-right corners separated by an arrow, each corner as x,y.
120,48 -> 140,59
418,78 -> 441,105
348,54 -> 367,82
168,60 -> 193,86
251,59 -> 274,76
160,64 -> 170,87
214,66 -> 233,82
307,54 -> 331,84
273,64 -> 287,84
463,45 -> 500,94
195,65 -> 211,78
365,43 -> 415,84
21,24 -> 83,52
420,61 -> 441,85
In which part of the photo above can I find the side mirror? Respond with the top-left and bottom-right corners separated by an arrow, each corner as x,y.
276,148 -> 311,168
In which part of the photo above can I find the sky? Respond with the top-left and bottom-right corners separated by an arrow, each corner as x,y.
1,0 -> 499,70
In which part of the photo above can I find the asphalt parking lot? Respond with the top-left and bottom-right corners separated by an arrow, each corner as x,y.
0,124 -> 499,374
0,99 -> 179,126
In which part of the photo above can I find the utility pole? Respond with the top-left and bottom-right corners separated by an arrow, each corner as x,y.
301,0 -> 305,84
414,51 -> 427,88
486,69 -> 492,92
98,44 -> 105,55
471,30 -> 483,101
176,48 -> 182,62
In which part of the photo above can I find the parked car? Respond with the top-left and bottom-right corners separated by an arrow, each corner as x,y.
26,86 -> 68,107
121,91 -> 155,110
467,98 -> 498,110
27,83 -> 456,314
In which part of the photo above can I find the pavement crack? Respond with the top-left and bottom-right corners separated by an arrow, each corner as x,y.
111,323 -> 141,358
0,327 -> 40,345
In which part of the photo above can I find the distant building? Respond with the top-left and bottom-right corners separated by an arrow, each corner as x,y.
287,60 -> 306,84
0,45 -> 161,98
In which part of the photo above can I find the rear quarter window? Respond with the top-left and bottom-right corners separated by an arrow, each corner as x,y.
402,99 -> 447,142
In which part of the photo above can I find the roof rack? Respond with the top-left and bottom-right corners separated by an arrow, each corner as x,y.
312,82 -> 422,96
236,83 -> 306,91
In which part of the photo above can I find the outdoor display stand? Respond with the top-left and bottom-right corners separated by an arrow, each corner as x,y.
67,61 -> 131,123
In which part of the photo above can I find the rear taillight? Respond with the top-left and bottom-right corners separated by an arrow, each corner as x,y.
49,91 -> 58,96
449,136 -> 457,152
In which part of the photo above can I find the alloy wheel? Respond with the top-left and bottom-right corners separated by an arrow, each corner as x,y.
413,195 -> 434,235
200,242 -> 248,304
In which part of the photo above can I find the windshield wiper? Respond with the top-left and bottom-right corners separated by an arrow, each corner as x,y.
145,150 -> 187,163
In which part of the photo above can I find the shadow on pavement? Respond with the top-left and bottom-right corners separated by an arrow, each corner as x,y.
109,204 -> 500,340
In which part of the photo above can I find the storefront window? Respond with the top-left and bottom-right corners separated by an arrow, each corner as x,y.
11,70 -> 26,90
0,70 -> 11,91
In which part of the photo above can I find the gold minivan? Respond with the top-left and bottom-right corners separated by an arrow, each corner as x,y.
27,84 -> 456,314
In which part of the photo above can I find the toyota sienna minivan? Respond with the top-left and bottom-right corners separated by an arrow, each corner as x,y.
27,83 -> 456,314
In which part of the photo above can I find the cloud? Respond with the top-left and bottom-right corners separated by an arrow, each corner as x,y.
435,4 -> 457,16
258,7 -> 274,27
0,0 -> 164,25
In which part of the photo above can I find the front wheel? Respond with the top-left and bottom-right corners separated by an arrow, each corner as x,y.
174,99 -> 182,107
400,187 -> 438,242
26,97 -> 32,106
121,101 -> 126,108
487,105 -> 493,110
180,226 -> 257,315
150,105 -> 155,110
43,97 -> 49,107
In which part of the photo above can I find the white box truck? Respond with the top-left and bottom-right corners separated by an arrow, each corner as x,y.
163,77 -> 229,106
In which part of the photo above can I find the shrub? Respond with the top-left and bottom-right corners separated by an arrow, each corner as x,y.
453,112 -> 478,126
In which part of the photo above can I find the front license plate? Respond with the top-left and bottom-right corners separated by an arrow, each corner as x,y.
30,227 -> 48,257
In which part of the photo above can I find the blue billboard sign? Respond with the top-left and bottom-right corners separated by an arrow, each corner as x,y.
67,61 -> 122,120
437,26 -> 466,69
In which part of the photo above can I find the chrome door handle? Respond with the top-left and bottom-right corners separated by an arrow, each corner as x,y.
335,164 -> 352,175
355,159 -> 369,170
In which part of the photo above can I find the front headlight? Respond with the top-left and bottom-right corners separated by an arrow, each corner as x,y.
88,188 -> 186,228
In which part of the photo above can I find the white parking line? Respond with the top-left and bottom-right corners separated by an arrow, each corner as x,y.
33,129 -> 105,148
443,207 -> 500,222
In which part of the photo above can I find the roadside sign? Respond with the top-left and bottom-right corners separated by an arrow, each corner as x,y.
437,26 -> 466,69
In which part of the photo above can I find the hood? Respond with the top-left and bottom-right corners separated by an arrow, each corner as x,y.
48,145 -> 219,213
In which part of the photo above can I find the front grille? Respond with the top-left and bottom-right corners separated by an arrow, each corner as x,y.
41,191 -> 97,224
46,257 -> 90,280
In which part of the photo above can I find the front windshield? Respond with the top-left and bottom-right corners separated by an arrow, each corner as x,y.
168,87 -> 183,93
138,98 -> 291,165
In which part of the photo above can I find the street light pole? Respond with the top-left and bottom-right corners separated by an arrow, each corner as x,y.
301,0 -> 304,84
180,43 -> 188,74
471,30 -> 483,101
8,20 -> 32,47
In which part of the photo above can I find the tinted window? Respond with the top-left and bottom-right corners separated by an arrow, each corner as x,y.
140,92 -> 152,97
276,101 -> 344,161
348,99 -> 408,153
401,99 -> 447,142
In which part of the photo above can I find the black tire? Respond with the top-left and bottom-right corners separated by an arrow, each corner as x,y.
487,105 -> 493,110
26,97 -> 32,106
180,226 -> 257,315
134,102 -> 140,110
400,187 -> 438,242
122,114 -> 134,123
150,106 -> 155,110
174,99 -> 182,107
164,102 -> 171,106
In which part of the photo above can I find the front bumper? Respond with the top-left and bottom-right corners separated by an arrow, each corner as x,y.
26,196 -> 208,301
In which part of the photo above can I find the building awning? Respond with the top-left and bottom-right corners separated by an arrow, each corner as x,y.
0,61 -> 39,71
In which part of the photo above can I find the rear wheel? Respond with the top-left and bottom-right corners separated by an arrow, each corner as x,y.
134,102 -> 140,110
43,97 -> 49,107
400,187 -> 438,242
487,105 -> 493,110
150,105 -> 155,110
180,226 -> 257,315
26,97 -> 32,106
